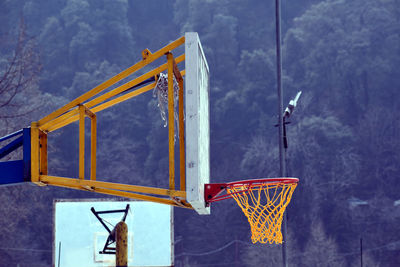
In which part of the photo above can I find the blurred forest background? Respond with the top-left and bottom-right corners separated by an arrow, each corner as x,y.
0,0 -> 399,266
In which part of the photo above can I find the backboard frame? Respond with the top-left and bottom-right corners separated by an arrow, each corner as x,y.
185,32 -> 211,215
29,33 -> 211,214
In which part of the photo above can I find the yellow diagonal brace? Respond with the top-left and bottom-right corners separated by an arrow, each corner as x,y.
40,54 -> 186,133
44,68 -> 186,133
38,36 -> 185,126
39,175 -> 186,198
93,188 -> 184,207
43,181 -> 188,208
43,82 -> 155,133
92,82 -> 155,113
84,54 -> 185,111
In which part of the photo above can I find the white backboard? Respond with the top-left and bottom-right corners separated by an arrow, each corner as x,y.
185,32 -> 210,215
53,199 -> 173,267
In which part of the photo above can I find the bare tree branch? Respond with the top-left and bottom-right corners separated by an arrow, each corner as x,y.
0,18 -> 42,125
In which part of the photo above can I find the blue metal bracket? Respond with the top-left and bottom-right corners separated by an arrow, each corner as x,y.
0,128 -> 31,185
0,129 -> 23,143
0,135 -> 23,159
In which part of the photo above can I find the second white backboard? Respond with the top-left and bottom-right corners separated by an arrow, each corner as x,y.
54,199 -> 173,267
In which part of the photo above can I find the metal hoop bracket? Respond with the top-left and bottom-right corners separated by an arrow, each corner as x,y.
204,177 -> 299,206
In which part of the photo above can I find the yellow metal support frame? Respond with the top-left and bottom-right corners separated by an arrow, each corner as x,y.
167,53 -> 175,191
30,36 -> 192,209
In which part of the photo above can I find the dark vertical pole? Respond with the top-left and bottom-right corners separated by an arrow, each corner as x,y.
360,238 -> 363,267
274,0 -> 288,266
275,0 -> 285,176
58,242 -> 61,267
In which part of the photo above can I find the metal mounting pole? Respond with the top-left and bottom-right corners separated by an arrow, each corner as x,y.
360,238 -> 363,267
275,0 -> 285,180
58,242 -> 61,267
274,0 -> 288,266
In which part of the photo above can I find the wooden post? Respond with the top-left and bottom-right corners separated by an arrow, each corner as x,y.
116,221 -> 128,267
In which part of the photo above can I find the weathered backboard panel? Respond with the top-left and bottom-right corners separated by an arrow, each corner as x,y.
53,199 -> 173,267
185,32 -> 210,215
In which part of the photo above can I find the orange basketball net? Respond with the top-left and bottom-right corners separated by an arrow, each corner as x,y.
205,178 -> 298,244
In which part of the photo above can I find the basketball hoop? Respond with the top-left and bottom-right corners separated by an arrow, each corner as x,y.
205,178 -> 298,244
